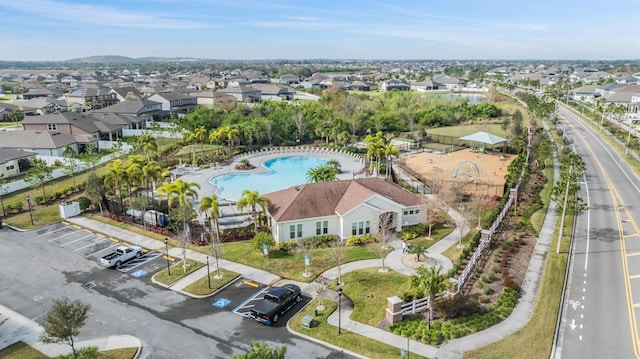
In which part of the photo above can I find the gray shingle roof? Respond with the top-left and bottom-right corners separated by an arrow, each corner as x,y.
0,130 -> 91,149
0,148 -> 37,163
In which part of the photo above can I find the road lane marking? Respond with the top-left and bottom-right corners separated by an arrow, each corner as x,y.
629,274 -> 640,280
627,252 -> 640,257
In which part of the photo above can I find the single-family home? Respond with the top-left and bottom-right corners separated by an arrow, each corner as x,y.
146,92 -> 198,117
381,80 -> 410,92
0,148 -> 37,178
216,85 -> 262,103
250,84 -> 296,101
410,79 -> 446,92
280,74 -> 300,85
92,99 -> 163,122
264,178 -> 427,243
65,87 -> 119,110
0,130 -> 95,157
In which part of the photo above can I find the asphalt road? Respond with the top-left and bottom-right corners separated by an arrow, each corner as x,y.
555,106 -> 640,358
0,224 -> 356,359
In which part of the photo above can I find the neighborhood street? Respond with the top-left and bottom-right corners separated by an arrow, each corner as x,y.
554,106 -> 640,358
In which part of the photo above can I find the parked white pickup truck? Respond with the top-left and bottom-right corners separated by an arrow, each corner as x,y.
99,245 -> 143,267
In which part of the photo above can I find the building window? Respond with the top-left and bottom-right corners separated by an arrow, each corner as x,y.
290,224 -> 303,239
316,220 -> 328,235
351,220 -> 371,235
6,165 -> 15,171
47,124 -> 57,131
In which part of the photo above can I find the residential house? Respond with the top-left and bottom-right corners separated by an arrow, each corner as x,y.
216,85 -> 261,103
279,74 -> 300,85
0,148 -> 36,178
65,87 -> 119,110
191,91 -> 238,109
569,85 -> 599,102
410,78 -> 446,92
92,99 -> 163,123
0,130 -> 95,157
264,178 -> 427,243
433,74 -> 465,89
250,84 -> 296,100
346,81 -> 378,92
21,87 -> 57,100
21,112 -> 138,142
146,92 -> 198,117
381,80 -> 410,92
109,86 -> 143,102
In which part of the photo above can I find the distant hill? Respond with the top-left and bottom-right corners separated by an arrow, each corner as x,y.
64,55 -> 205,64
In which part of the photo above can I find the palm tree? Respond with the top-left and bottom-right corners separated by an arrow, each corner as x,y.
306,165 -> 338,183
104,159 -> 128,213
209,128 -> 224,156
140,161 -> 163,199
198,193 -> 221,242
384,141 -> 400,179
193,125 -> 207,159
410,265 -> 450,329
224,125 -> 240,156
137,133 -> 158,162
236,189 -> 271,233
326,159 -> 342,173
364,131 -> 386,176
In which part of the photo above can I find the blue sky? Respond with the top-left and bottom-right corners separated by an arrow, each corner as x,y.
0,0 -> 638,61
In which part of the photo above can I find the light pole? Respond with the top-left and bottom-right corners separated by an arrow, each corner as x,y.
164,237 -> 171,275
337,287 -> 343,335
26,195 -> 34,226
206,256 -> 211,289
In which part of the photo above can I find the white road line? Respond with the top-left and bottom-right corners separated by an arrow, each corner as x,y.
60,234 -> 94,247
37,226 -> 68,237
48,230 -> 81,242
73,237 -> 109,252
232,287 -> 268,312
86,243 -> 121,258
584,173 -> 591,271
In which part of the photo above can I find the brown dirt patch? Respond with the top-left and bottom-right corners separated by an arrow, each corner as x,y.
399,149 -> 514,197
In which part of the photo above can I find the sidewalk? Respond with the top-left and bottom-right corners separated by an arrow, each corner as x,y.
0,304 -> 141,358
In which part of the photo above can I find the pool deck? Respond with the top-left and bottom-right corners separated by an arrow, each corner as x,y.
178,147 -> 366,226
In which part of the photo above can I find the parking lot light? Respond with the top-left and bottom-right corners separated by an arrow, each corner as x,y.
164,237 -> 171,275
337,287 -> 343,335
207,256 -> 211,289
26,195 -> 34,226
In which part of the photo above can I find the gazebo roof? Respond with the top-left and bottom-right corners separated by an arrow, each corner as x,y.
458,131 -> 507,145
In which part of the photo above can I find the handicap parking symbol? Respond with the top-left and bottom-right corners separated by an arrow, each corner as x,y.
212,298 -> 231,308
131,269 -> 147,278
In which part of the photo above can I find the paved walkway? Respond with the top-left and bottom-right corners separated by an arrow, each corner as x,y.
0,144 -> 556,358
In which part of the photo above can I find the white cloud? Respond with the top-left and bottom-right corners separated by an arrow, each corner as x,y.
0,0 -> 214,29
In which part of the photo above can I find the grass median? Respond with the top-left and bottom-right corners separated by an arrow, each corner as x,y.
182,268 -> 240,296
153,258 -> 205,285
0,341 -> 137,359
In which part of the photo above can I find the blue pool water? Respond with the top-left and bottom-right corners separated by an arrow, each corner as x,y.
210,156 -> 327,200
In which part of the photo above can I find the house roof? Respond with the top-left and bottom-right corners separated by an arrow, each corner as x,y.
0,148 -> 37,163
265,178 -> 425,222
22,112 -> 102,134
0,130 -> 92,149
92,99 -> 161,115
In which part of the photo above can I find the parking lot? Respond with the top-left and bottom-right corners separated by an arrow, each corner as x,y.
36,222 -> 166,276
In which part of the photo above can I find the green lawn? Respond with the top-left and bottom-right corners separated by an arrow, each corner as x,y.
427,124 -> 508,139
182,268 -> 240,296
2,204 -> 61,229
153,258 -> 205,285
221,240 -> 384,281
331,268 -> 411,326
0,342 -> 47,359
0,341 -> 137,359
290,301 -> 427,359
441,229 -> 479,262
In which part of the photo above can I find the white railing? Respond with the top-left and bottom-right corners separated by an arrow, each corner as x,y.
401,297 -> 430,315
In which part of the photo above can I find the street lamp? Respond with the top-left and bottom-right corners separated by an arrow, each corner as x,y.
206,256 -> 211,289
164,237 -> 171,275
26,195 -> 34,226
337,287 -> 343,335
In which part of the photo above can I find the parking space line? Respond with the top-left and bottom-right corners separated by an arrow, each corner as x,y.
87,242 -> 121,258
48,230 -> 82,242
73,237 -> 109,252
232,287 -> 268,313
117,252 -> 162,273
60,234 -> 95,247
37,226 -> 68,237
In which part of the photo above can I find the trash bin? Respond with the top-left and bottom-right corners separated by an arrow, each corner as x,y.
301,315 -> 315,329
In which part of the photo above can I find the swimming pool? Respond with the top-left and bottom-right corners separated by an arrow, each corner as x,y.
210,156 -> 328,200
